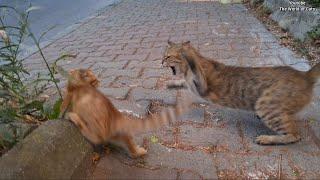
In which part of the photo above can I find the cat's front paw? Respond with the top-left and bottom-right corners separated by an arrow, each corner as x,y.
131,146 -> 147,158
255,135 -> 272,145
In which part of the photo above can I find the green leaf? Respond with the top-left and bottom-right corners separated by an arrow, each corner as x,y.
47,98 -> 62,119
0,89 -> 10,97
0,126 -> 15,144
0,107 -> 17,123
0,44 -> 18,51
24,100 -> 44,111
309,118 -> 316,124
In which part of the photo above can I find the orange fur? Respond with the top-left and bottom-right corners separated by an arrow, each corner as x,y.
61,69 -> 190,157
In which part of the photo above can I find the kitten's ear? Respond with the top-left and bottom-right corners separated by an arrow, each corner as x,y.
87,69 -> 96,78
86,69 -> 93,76
168,40 -> 175,46
87,68 -> 93,72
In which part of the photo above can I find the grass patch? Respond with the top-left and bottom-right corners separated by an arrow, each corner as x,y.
0,3 -> 74,155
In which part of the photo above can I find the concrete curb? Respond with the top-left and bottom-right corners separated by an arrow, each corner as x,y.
263,0 -> 320,41
0,120 -> 93,179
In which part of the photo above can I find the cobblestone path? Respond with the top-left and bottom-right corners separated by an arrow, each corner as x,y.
25,0 -> 320,179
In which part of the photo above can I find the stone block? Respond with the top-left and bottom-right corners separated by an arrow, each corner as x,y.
0,120 -> 92,179
99,87 -> 130,99
131,87 -> 177,105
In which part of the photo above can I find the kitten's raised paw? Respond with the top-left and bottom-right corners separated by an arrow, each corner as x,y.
131,146 -> 147,158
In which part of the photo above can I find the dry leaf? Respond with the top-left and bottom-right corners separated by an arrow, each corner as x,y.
92,152 -> 100,163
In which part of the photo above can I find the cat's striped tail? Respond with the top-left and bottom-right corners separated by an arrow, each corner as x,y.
117,97 -> 192,135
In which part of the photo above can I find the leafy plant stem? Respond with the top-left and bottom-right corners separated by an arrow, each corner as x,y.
27,29 -> 63,99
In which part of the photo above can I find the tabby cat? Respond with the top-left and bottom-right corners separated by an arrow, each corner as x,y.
162,41 -> 320,145
60,68 -> 190,157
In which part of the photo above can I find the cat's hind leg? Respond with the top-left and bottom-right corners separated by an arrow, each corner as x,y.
255,98 -> 301,145
255,112 -> 301,145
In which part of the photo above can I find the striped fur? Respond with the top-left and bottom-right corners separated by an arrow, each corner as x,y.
61,69 -> 189,157
163,41 -> 320,145
117,100 -> 190,135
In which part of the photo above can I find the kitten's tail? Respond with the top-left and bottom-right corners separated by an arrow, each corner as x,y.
116,98 -> 192,134
307,63 -> 320,83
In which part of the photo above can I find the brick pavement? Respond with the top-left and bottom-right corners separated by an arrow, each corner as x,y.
25,0 -> 320,179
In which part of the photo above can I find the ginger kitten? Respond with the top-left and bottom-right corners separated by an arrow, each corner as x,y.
60,68 -> 190,157
162,41 -> 320,145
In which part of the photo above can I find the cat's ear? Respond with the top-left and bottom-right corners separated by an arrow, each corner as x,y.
168,40 -> 175,46
181,51 -> 196,73
182,41 -> 190,45
181,51 -> 208,96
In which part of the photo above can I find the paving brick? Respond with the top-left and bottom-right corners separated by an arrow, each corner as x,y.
178,108 -> 205,123
99,69 -> 140,78
61,60 -> 93,70
179,124 -> 242,152
135,126 -> 175,145
109,98 -> 150,118
288,151 -> 320,179
77,50 -> 106,58
127,60 -> 162,69
178,171 -> 203,180
99,76 -> 116,87
145,143 -> 218,179
142,68 -> 171,78
115,54 -> 148,62
214,153 -> 296,179
146,47 -> 166,61
99,87 -> 130,100
84,56 -> 115,64
131,87 -> 177,105
142,78 -> 158,89
91,154 -> 178,180
97,44 -> 124,52
112,76 -> 157,89
91,60 -> 128,71
104,48 -> 137,56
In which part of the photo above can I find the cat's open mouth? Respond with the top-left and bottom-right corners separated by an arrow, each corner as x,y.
170,66 -> 176,75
